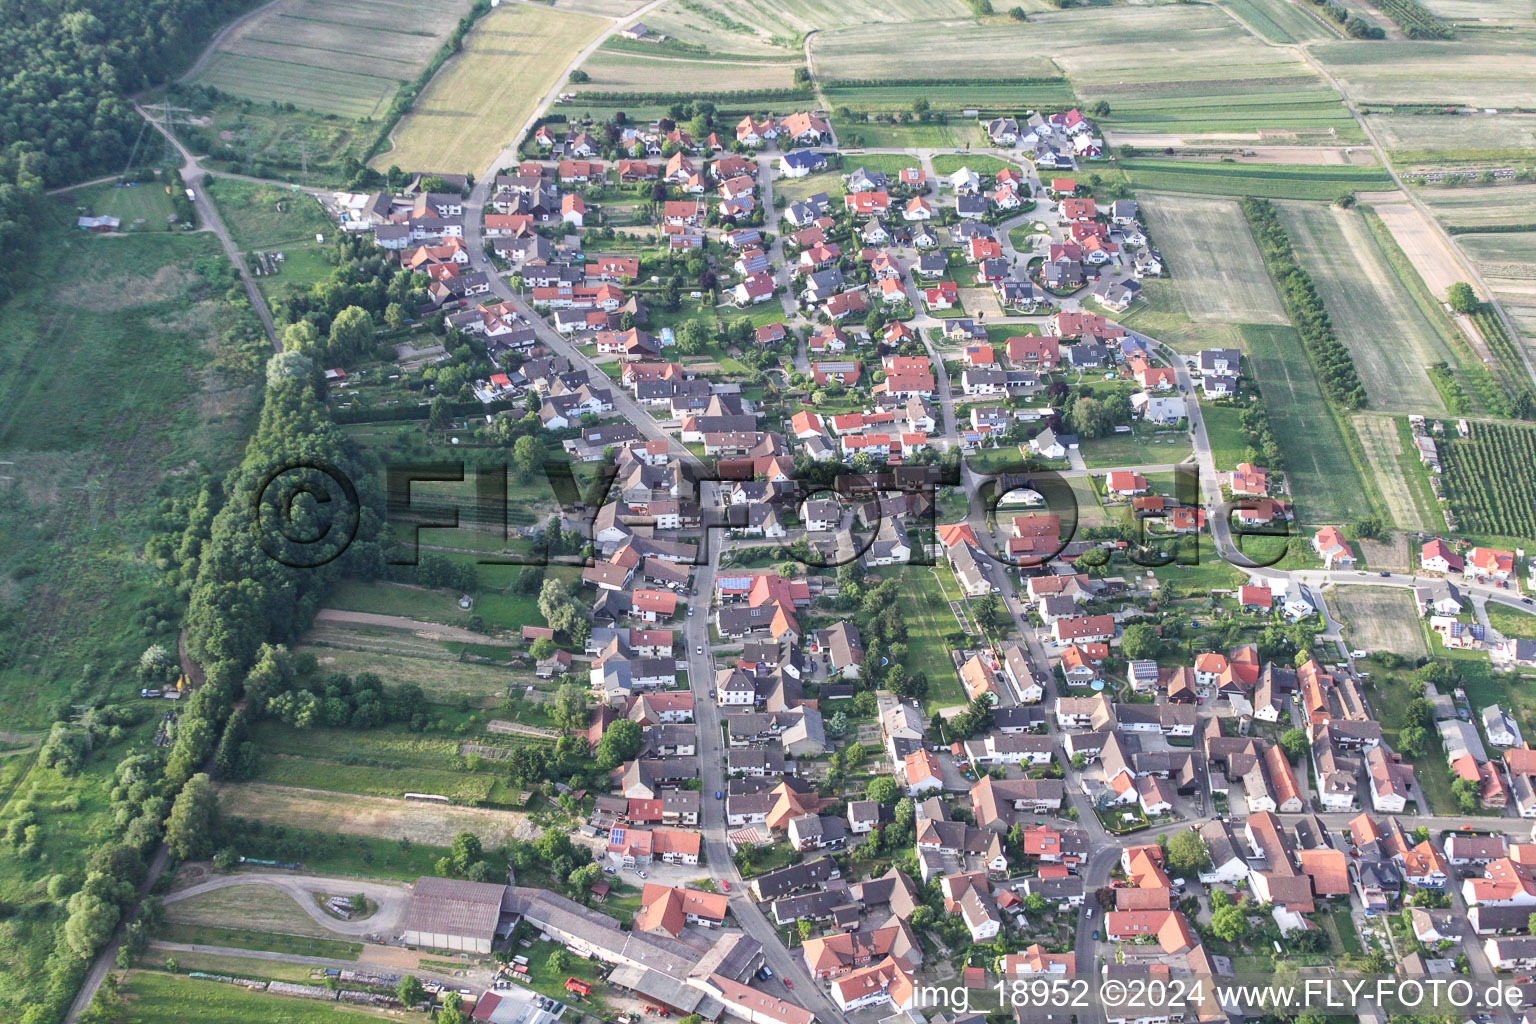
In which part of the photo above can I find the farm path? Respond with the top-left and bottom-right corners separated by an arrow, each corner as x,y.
801,31 -> 834,144
313,608 -> 493,643
163,872 -> 412,937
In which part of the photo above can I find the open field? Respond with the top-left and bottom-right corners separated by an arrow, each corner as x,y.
1415,0 -> 1533,18
571,51 -> 801,93
1418,183 -> 1536,230
374,4 -> 607,174
1372,113 -> 1536,164
206,179 -> 337,301
296,643 -> 519,700
891,568 -> 966,710
1238,323 -> 1374,525
165,885 -> 347,941
1277,202 -> 1451,413
1458,232 -> 1536,329
1114,160 -> 1391,200
1327,587 -> 1428,657
1312,38 -> 1536,108
190,0 -> 477,119
1352,414 -> 1431,531
219,782 -> 536,849
121,972 -> 383,1024
1139,195 -> 1288,325
814,6 -> 1358,138
1367,196 -> 1469,299
643,0 -> 976,54
1218,0 -> 1337,42
0,215 -> 261,729
825,82 -> 1077,117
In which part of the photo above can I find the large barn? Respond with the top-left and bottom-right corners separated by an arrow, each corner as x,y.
400,877 -> 509,954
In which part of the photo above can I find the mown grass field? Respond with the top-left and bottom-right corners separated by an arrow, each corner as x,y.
70,182 -> 181,232
191,0 -> 477,118
120,972 -> 383,1023
824,82 -> 1078,116
1276,202 -> 1452,414
889,567 -> 966,710
1418,184 -> 1536,230
1138,194 -> 1288,325
1201,403 -> 1253,470
1114,160 -> 1391,200
1351,413 -> 1432,532
164,884 -> 357,942
374,4 -> 606,173
1237,323 -> 1373,525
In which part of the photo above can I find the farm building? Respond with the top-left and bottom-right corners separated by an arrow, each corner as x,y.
401,876 -> 508,953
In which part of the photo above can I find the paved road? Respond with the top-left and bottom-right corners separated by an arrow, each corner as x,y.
161,872 -> 412,938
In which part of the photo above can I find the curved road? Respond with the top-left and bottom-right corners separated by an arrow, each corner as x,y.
162,872 -> 412,938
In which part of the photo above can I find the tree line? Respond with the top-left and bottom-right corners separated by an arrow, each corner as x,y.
1240,197 -> 1367,409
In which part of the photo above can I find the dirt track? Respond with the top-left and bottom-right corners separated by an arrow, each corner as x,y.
163,872 -> 411,937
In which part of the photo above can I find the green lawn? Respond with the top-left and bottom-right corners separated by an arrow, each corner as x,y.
840,154 -> 922,176
932,154 -> 1017,176
118,972 -> 382,1023
1201,403 -> 1252,470
72,180 -> 182,231
1077,429 -> 1192,470
889,568 -> 966,710
224,823 -> 494,883
1490,604 -> 1536,641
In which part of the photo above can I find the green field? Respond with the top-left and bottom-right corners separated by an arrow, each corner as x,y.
166,91 -> 378,188
1137,194 -> 1288,326
1276,202 -> 1452,414
207,179 -> 338,302
1373,112 -> 1536,165
890,568 -> 966,710
1077,429 -> 1192,469
1218,0 -> 1335,42
1490,604 -> 1536,641
190,0 -> 478,119
0,210 -> 263,729
1237,323 -> 1374,525
642,0 -> 978,53
932,154 -> 1017,176
572,50 -> 800,93
824,82 -> 1078,115
118,972 -> 383,1023
1200,403 -> 1253,469
1115,160 -> 1391,201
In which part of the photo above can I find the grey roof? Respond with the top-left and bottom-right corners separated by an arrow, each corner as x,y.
403,877 -> 506,941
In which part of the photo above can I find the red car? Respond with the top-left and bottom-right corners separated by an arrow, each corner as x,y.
783,979 -> 793,990
722,880 -> 731,892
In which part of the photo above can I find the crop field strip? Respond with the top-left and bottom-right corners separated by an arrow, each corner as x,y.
1414,0 -> 1532,19
812,5 -> 1358,140
572,50 -> 802,93
1114,159 -> 1391,201
375,4 -> 607,174
1219,0 -> 1339,42
1419,184 -> 1536,231
1237,324 -> 1375,525
1276,201 -> 1452,414
1136,194 -> 1289,326
1441,421 -> 1536,542
1371,113 -> 1536,164
1352,414 -> 1432,531
189,0 -> 476,119
1310,37 -> 1536,108
640,0 -> 976,53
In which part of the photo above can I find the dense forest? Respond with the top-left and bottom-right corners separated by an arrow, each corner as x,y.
0,0 -> 253,300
